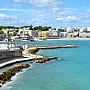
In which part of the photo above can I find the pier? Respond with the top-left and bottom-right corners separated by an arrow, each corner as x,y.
0,44 -> 78,68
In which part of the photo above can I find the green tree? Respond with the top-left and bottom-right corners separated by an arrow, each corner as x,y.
0,30 -> 4,34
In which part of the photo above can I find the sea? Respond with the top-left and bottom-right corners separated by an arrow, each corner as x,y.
0,40 -> 90,90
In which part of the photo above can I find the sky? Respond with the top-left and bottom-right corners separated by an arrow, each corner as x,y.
0,0 -> 90,27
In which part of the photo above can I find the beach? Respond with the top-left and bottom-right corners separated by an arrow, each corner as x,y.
47,38 -> 90,40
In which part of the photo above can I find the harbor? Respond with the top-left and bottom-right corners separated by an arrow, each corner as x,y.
0,43 -> 78,68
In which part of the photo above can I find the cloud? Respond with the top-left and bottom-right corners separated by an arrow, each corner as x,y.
14,0 -> 62,7
0,8 -> 24,12
14,0 -> 27,2
56,16 -> 80,24
0,14 -> 24,26
56,17 -> 63,20
86,9 -> 90,12
0,14 -> 8,17
66,16 -> 79,20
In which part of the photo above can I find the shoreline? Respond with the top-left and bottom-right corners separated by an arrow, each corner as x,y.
0,64 -> 30,87
0,38 -> 90,43
0,54 -> 43,68
0,45 -> 77,68
47,38 -> 90,41
0,44 -> 78,87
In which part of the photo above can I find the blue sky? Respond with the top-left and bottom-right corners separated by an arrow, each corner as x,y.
0,0 -> 90,27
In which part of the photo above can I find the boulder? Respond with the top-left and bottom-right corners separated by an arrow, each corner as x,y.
0,64 -> 30,86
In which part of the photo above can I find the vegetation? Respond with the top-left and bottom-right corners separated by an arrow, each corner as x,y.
0,26 -> 19,30
34,26 -> 51,30
58,28 -> 66,32
0,25 -> 52,31
20,25 -> 51,31
0,30 -> 4,34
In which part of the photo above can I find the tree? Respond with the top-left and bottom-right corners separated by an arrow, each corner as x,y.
29,25 -> 33,30
34,26 -> 51,31
0,30 -> 4,34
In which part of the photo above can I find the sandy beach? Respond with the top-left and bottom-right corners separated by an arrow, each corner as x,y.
47,38 -> 90,41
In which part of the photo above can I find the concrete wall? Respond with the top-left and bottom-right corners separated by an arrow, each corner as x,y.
0,48 -> 22,60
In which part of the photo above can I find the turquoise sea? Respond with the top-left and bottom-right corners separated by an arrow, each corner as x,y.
1,40 -> 90,90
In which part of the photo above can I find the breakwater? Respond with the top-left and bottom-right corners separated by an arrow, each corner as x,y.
0,64 -> 30,87
24,45 -> 78,50
35,56 -> 57,64
0,45 -> 78,68
23,45 -> 78,64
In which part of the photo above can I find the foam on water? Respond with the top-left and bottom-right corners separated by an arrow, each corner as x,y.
0,64 -> 32,90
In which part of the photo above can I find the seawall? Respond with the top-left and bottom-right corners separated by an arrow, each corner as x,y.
0,44 -> 78,68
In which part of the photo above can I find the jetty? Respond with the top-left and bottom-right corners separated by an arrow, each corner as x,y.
35,56 -> 57,64
24,45 -> 78,50
0,44 -> 78,68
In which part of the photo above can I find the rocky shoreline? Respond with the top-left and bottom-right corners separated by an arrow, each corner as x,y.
0,64 -> 30,87
35,56 -> 57,64
0,44 -> 78,87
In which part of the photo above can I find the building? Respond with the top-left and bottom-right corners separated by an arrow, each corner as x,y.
80,28 -> 87,32
2,28 -> 18,36
18,28 -> 39,37
38,31 -> 49,37
49,29 -> 60,37
86,27 -> 90,31
0,34 -> 6,40
79,32 -> 90,38
66,27 -> 75,33
60,32 -> 68,37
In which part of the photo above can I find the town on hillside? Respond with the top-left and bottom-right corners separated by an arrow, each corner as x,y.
0,25 -> 90,41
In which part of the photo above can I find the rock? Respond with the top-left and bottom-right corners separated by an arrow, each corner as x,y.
35,57 -> 57,64
0,80 -> 5,84
21,64 -> 30,68
0,64 -> 30,85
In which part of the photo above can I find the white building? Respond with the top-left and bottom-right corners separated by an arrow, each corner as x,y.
86,27 -> 90,31
49,29 -> 60,37
66,27 -> 75,33
80,28 -> 87,32
79,32 -> 90,38
18,28 -> 39,37
60,32 -> 68,37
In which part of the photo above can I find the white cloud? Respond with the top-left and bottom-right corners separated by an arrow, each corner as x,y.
0,8 -> 24,12
66,16 -> 79,20
0,14 -> 8,17
56,16 -> 80,24
14,0 -> 27,2
14,0 -> 62,7
0,14 -> 22,26
86,9 -> 90,12
56,17 -> 64,20
56,16 -> 79,21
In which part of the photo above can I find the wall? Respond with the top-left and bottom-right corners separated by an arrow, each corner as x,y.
0,48 -> 22,60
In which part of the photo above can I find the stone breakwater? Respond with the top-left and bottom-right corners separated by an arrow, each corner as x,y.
0,64 -> 30,87
35,56 -> 57,64
23,45 -> 78,64
0,45 -> 78,68
25,45 -> 78,50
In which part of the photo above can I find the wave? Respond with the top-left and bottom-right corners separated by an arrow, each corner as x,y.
0,64 -> 32,90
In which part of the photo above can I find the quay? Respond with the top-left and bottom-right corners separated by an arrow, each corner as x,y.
0,44 -> 78,68
25,45 -> 78,49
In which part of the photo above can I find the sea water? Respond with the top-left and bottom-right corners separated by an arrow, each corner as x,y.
1,40 -> 90,90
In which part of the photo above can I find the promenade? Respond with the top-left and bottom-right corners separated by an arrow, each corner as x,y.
0,44 -> 78,68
